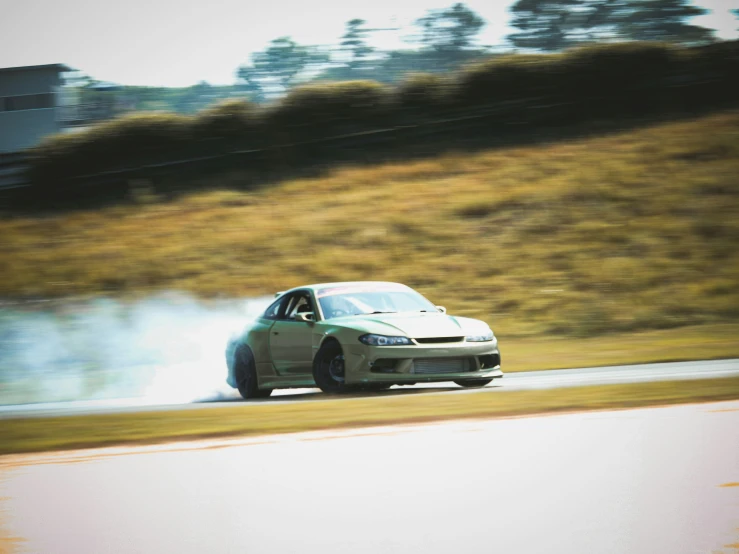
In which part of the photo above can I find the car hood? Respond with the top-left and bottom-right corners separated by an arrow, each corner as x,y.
328,312 -> 491,339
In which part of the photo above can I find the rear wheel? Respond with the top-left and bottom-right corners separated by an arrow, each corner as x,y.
454,378 -> 493,388
234,345 -> 272,400
313,341 -> 347,394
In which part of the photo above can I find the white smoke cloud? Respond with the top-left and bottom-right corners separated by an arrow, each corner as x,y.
0,293 -> 272,406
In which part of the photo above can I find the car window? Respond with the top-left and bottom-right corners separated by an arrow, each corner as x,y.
283,293 -> 313,320
262,295 -> 289,320
319,290 -> 437,319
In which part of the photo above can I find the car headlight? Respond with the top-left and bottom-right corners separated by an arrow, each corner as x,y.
359,334 -> 413,346
465,330 -> 494,342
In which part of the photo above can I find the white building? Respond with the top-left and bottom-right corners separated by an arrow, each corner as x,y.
0,64 -> 71,153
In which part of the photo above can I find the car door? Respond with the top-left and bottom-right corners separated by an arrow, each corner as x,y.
268,291 -> 316,376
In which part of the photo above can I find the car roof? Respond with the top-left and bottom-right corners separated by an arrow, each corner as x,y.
283,281 -> 410,294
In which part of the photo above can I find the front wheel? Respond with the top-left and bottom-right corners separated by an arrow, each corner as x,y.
313,341 -> 347,394
234,345 -> 273,400
454,378 -> 493,388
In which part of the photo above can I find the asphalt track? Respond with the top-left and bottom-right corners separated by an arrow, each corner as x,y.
1,358 -> 737,419
1,401 -> 737,554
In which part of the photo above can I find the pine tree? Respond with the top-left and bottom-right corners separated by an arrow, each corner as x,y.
508,0 -> 588,51
508,0 -> 714,51
619,0 -> 714,44
341,19 -> 375,71
416,3 -> 486,52
236,37 -> 329,99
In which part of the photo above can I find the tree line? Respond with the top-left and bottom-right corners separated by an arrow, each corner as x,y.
68,2 -> 736,114
235,0 -> 734,101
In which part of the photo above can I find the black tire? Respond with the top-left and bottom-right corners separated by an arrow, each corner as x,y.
234,345 -> 272,400
454,378 -> 493,388
313,340 -> 347,394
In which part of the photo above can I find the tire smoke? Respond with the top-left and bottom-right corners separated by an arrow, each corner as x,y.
0,293 -> 272,406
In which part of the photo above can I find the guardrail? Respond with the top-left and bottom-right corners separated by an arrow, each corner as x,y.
0,151 -> 29,190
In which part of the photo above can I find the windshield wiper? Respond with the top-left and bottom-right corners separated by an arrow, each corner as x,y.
370,311 -> 397,314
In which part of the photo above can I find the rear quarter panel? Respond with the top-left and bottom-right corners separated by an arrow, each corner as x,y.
241,318 -> 274,364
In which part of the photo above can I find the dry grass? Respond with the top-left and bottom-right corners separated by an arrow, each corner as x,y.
1,376 -> 738,456
1,111 -> 738,338
502,323 -> 739,371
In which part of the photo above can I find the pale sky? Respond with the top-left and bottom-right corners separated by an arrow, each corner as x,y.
1,0 -> 737,87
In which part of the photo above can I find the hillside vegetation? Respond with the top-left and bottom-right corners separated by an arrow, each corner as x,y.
1,111 -> 737,338
18,41 -> 739,208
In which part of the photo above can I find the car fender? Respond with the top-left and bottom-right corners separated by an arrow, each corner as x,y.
314,324 -> 362,358
315,329 -> 341,357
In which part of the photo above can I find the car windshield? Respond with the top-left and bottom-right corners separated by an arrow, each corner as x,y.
318,289 -> 437,320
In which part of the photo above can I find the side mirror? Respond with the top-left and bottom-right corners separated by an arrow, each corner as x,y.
436,306 -> 447,314
294,312 -> 315,323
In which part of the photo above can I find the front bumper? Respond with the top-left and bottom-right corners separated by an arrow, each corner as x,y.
343,341 -> 502,385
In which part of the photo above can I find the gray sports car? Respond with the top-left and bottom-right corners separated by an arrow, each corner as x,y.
226,281 -> 502,398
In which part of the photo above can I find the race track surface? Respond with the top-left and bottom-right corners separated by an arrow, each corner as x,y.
1,401 -> 737,554
1,358 -> 738,419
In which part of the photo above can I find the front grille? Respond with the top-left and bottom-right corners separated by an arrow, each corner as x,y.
412,358 -> 471,374
414,336 -> 465,344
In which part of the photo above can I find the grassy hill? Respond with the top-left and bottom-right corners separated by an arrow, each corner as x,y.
1,111 -> 738,339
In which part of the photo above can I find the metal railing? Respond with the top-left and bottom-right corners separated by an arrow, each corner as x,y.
0,151 -> 28,190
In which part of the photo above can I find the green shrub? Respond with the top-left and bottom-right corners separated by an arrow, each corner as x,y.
456,53 -> 559,106
192,99 -> 261,144
29,112 -> 192,189
396,73 -> 455,115
557,42 -> 678,117
267,80 -> 391,136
